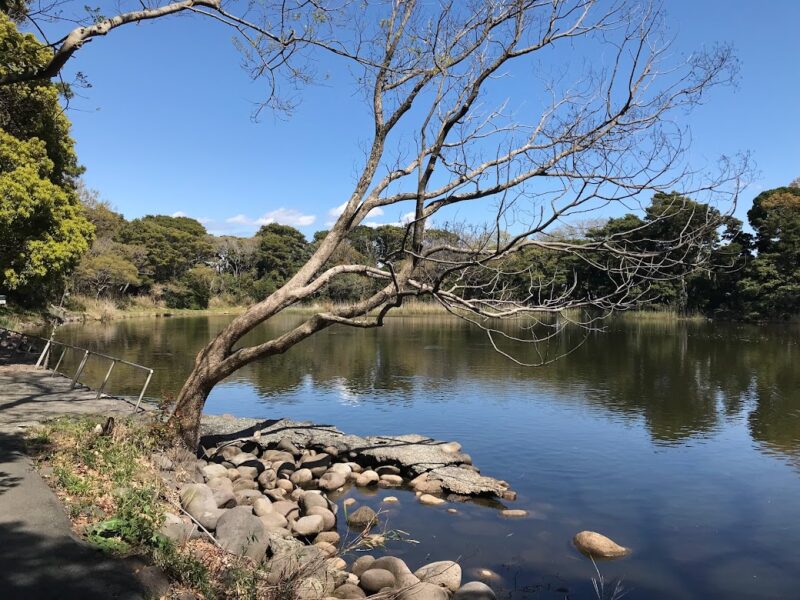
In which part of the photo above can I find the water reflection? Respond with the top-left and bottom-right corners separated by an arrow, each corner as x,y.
49,314 -> 800,599
51,315 -> 800,466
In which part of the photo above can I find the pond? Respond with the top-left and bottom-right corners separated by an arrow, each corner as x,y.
49,314 -> 800,599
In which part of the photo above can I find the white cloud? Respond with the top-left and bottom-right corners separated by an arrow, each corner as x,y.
256,208 -> 316,227
328,202 -> 384,220
226,214 -> 251,225
400,211 -> 415,224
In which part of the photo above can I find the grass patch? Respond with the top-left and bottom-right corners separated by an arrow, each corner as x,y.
26,416 -> 331,599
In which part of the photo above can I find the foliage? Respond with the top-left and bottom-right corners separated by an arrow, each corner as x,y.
0,14 -> 92,303
116,215 -> 211,284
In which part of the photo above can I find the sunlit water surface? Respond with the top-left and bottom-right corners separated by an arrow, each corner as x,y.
49,315 -> 800,599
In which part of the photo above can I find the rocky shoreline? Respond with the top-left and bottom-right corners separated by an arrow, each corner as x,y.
155,416 -> 523,599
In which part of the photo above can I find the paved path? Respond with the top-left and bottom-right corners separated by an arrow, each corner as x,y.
0,365 -> 149,599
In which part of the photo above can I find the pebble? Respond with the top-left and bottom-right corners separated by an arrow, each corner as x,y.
419,494 -> 446,506
382,496 -> 399,504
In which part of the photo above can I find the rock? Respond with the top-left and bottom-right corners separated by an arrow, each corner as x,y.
159,512 -> 194,544
217,444 -> 242,462
258,468 -> 277,489
346,506 -> 377,528
359,569 -> 395,593
300,491 -> 330,512
319,472 -> 346,491
398,582 -> 449,600
346,462 -> 363,474
500,509 -> 527,518
327,556 -> 347,572
291,468 -> 314,487
453,581 -> 496,600
179,483 -> 223,530
259,512 -> 289,530
276,479 -> 294,493
202,463 -> 228,480
501,490 -> 517,501
227,468 -> 241,481
315,540 -> 337,557
306,506 -> 336,530
234,489 -> 263,506
355,470 -> 379,487
229,452 -> 259,467
328,463 -> 352,476
382,496 -> 399,504
409,473 -> 443,495
263,449 -> 295,464
151,453 -> 174,471
277,437 -> 301,456
333,583 -> 366,599
419,494 -> 446,506
440,442 -> 462,454
296,577 -> 328,600
207,477 -> 237,508
238,464 -> 261,480
350,555 -> 375,577
316,530 -> 341,545
301,452 -> 332,471
371,556 -> 412,579
414,561 -> 462,592
379,474 -> 403,486
293,514 -> 325,537
447,508 -> 458,514
265,488 -> 287,501
272,500 -> 301,519
232,478 -> 259,492
343,498 -> 357,508
253,497 -> 273,516
375,465 -> 401,476
215,506 -> 269,560
573,531 -> 629,558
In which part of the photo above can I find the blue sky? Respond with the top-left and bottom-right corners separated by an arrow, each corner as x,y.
50,1 -> 800,237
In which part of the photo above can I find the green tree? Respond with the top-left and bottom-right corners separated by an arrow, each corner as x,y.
738,186 -> 800,318
0,14 -> 93,303
116,215 -> 212,284
254,223 -> 310,286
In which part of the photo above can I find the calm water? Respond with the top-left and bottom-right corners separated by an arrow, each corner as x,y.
50,315 -> 800,599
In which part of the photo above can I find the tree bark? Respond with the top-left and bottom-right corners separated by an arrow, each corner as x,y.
168,350 -> 221,447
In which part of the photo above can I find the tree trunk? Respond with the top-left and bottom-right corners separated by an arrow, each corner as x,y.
167,351 -> 223,448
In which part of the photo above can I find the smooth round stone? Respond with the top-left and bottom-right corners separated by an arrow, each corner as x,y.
382,496 -> 399,504
329,463 -> 352,476
346,506 -> 377,528
327,556 -> 347,572
306,506 -> 336,530
500,509 -> 527,518
414,561 -> 462,592
259,511 -> 289,530
333,583 -> 366,599
343,498 -> 357,508
350,555 -> 375,577
253,497 -> 273,516
573,531 -> 630,558
319,472 -> 347,491
375,465 -> 401,476
355,470 -> 379,487
379,474 -> 403,486
454,581 -> 496,600
447,508 -> 458,514
276,479 -> 294,493
291,468 -> 314,486
398,581 -> 449,600
301,491 -> 330,511
316,530 -> 341,545
293,514 -> 325,537
272,500 -> 300,519
314,540 -> 338,557
359,569 -> 396,593
418,494 -> 446,506
371,556 -> 411,578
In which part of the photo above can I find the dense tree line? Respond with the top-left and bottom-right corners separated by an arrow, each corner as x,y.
1,6 -> 798,321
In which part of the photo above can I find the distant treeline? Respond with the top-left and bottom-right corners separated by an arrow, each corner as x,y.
63,183 -> 800,321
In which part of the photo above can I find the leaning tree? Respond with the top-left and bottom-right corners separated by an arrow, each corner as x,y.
7,0 -> 748,446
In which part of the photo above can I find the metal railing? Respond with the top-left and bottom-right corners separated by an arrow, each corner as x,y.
0,327 -> 154,411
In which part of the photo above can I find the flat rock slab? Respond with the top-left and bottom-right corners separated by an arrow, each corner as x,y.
200,416 -> 508,497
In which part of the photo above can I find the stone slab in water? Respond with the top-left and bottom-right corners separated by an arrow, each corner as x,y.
200,416 -> 509,497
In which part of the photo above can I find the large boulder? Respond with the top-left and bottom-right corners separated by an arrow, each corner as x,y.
371,556 -> 412,579
318,472 -> 346,491
359,568 -> 395,593
454,581 -> 496,600
346,506 -> 378,528
398,582 -> 449,600
573,531 -> 629,558
414,561 -> 462,592
293,514 -> 325,537
215,506 -> 269,560
179,483 -> 223,531
207,477 -> 237,508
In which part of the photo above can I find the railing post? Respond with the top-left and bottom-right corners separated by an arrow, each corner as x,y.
52,346 -> 67,377
134,369 -> 154,412
35,340 -> 51,368
96,359 -> 117,400
71,350 -> 90,389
